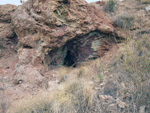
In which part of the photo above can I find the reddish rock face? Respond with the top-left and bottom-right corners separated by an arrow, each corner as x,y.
11,0 -> 119,66
45,31 -> 116,67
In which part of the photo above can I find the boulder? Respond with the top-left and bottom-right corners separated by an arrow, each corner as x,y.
116,98 -> 126,108
0,4 -> 16,23
11,0 -> 123,67
139,106 -> 146,113
12,0 -> 120,66
0,5 -> 16,39
145,5 -> 150,12
12,64 -> 44,88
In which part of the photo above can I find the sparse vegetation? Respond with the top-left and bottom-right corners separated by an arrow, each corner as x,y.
7,37 -> 150,113
8,79 -> 96,113
113,13 -> 135,29
2,0 -> 150,113
57,66 -> 71,82
7,59 -> 107,113
0,72 -> 7,113
140,0 -> 150,4
110,37 -> 150,112
104,0 -> 117,12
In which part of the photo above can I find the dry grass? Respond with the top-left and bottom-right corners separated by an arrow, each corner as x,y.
9,36 -> 150,112
113,13 -> 135,30
77,60 -> 104,79
56,59 -> 104,84
8,79 -> 95,113
57,66 -> 72,82
7,57 -> 107,113
140,0 -> 150,4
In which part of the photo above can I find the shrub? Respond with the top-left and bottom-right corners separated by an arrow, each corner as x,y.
104,0 -> 116,12
109,37 -> 150,112
140,0 -> 150,4
113,13 -> 134,29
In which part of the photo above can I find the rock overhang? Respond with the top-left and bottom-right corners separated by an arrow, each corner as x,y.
10,0 -> 122,67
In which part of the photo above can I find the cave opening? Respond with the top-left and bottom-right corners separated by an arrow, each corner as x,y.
23,45 -> 33,49
63,50 -> 76,67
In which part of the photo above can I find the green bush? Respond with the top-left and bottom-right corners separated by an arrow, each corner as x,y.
104,0 -> 116,12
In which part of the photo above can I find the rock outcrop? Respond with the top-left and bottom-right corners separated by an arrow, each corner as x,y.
0,5 -> 16,39
0,4 -> 16,23
0,2 -> 122,106
0,5 -> 17,59
12,0 -> 120,67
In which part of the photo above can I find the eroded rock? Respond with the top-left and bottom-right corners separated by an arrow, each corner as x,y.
46,31 -> 115,67
0,23 -> 14,39
0,5 -> 16,39
12,0 -> 120,67
0,4 -> 16,23
12,64 -> 44,88
18,48 -> 36,64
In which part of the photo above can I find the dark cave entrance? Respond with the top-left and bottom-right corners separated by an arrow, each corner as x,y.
63,50 -> 76,67
45,30 -> 117,68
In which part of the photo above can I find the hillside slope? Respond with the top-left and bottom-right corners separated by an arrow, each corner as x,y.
0,0 -> 150,113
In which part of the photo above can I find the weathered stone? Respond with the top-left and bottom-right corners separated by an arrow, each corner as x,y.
0,23 -> 14,39
99,95 -> 114,102
139,106 -> 146,113
12,0 -> 120,66
46,31 -> 115,67
0,4 -> 16,23
145,5 -> 150,12
0,5 -> 16,39
107,104 -> 117,113
13,65 -> 44,88
116,98 -> 126,108
18,48 -> 36,64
